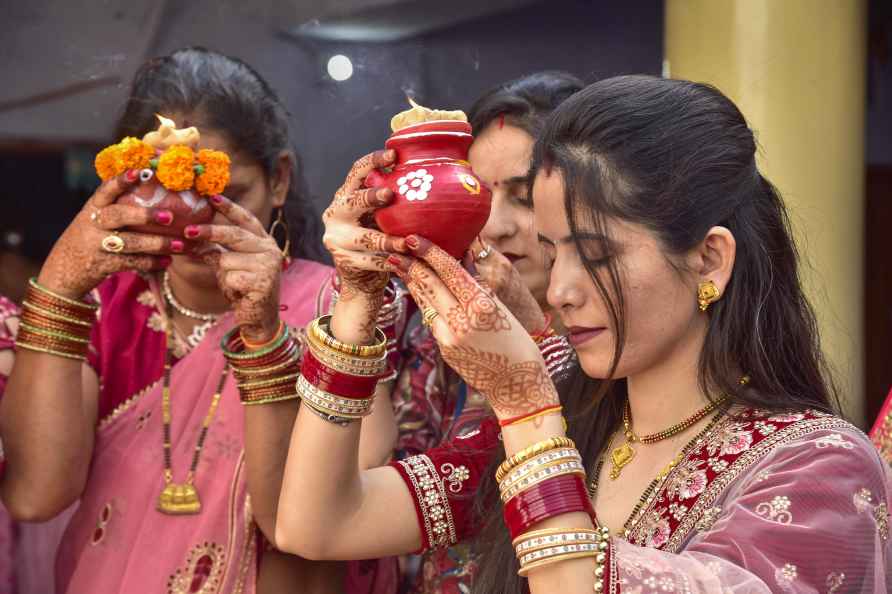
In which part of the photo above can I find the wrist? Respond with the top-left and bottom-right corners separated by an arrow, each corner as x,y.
241,319 -> 284,351
37,264 -> 92,301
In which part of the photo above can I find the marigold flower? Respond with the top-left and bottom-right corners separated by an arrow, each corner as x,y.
94,144 -> 124,181
194,149 -> 231,196
117,136 -> 155,171
156,145 -> 196,191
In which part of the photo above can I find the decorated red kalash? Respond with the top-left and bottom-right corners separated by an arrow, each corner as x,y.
94,115 -> 230,237
366,99 -> 492,259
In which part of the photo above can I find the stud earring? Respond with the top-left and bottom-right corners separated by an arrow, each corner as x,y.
697,280 -> 720,312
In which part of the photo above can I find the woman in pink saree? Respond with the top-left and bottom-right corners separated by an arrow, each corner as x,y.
276,75 -> 891,593
0,48 -> 398,593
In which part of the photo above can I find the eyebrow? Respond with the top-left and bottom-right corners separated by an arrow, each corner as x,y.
501,174 -> 531,187
537,232 -> 609,246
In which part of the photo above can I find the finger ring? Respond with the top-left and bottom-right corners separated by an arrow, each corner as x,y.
421,307 -> 439,327
476,244 -> 493,261
101,233 -> 125,254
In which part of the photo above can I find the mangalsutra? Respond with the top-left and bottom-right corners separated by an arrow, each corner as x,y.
156,312 -> 228,515
609,394 -> 729,481
162,270 -> 218,348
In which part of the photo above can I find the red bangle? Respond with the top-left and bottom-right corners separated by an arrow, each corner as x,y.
300,349 -> 379,399
498,404 -> 563,427
502,474 -> 594,540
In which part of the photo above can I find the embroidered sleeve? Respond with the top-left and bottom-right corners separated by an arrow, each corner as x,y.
608,427 -> 891,593
389,418 -> 500,552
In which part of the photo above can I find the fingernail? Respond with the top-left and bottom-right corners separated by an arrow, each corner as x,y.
171,240 -> 184,253
125,169 -> 139,183
210,194 -> 224,205
154,210 -> 173,226
385,149 -> 396,160
158,256 -> 172,268
386,255 -> 408,271
405,236 -> 419,250
376,188 -> 392,205
184,225 -> 200,239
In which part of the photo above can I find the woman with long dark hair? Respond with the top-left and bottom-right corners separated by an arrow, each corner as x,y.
278,75 -> 890,592
0,47 -> 398,593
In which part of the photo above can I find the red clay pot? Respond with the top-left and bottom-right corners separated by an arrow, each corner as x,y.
116,171 -> 214,237
366,120 -> 492,260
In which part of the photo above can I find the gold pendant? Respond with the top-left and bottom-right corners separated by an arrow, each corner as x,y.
609,442 -> 636,480
157,482 -> 202,515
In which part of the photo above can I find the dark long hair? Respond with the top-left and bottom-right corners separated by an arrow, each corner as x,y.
471,75 -> 839,594
468,71 -> 584,138
115,47 -> 320,260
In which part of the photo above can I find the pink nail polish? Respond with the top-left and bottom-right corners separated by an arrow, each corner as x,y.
170,240 -> 184,253
154,210 -> 173,226
405,236 -> 419,250
184,225 -> 200,239
125,169 -> 139,183
158,256 -> 172,268
210,194 -> 224,205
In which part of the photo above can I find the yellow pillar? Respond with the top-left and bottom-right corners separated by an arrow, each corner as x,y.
665,0 -> 867,424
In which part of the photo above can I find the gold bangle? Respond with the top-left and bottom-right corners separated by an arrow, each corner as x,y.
499,448 -> 582,495
16,341 -> 87,361
237,372 -> 300,390
310,316 -> 386,359
495,437 -> 575,484
501,464 -> 587,504
28,278 -> 97,311
517,550 -> 598,577
296,376 -> 373,418
19,322 -> 90,344
305,333 -> 388,376
512,527 -> 599,549
22,300 -> 94,328
241,392 -> 301,406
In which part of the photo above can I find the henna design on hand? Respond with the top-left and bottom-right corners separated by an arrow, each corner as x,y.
439,345 -> 559,418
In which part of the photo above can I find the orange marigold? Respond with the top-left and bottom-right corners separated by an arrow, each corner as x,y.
95,144 -> 124,181
156,145 -> 196,191
117,136 -> 155,171
194,149 -> 231,196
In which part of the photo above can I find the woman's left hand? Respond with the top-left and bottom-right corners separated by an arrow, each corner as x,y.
186,195 -> 283,343
386,236 -> 559,421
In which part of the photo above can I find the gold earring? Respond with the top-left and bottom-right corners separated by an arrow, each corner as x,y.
697,280 -> 720,312
269,208 -> 291,263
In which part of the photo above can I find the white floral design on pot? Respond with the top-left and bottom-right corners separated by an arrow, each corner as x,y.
397,168 -> 434,201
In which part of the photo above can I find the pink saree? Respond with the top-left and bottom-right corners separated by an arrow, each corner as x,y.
870,387 -> 892,466
55,262 -> 397,594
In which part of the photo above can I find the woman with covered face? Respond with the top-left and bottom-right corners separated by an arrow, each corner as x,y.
279,75 -> 890,593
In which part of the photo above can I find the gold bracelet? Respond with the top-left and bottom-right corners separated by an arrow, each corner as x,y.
241,392 -> 301,406
305,329 -> 388,376
501,462 -> 587,503
499,448 -> 582,496
28,278 -> 97,311
512,527 -> 599,549
237,372 -> 300,390
16,341 -> 86,361
18,322 -> 90,344
296,375 -> 374,417
22,300 -> 94,328
517,549 -> 598,577
495,437 -> 576,484
310,316 -> 386,359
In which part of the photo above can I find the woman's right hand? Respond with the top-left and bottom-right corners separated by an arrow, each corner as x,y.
37,170 -> 183,299
322,150 -> 408,340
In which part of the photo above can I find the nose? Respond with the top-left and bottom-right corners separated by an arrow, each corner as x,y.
546,257 -> 585,316
480,192 -> 517,245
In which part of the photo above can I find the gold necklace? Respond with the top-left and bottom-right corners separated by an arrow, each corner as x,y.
156,313 -> 228,515
591,409 -> 726,537
609,395 -> 728,480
